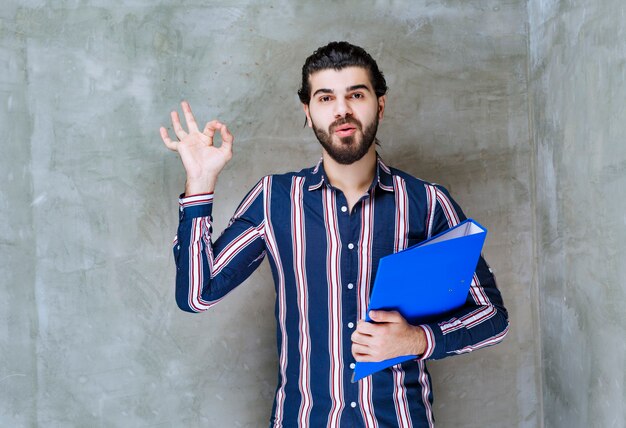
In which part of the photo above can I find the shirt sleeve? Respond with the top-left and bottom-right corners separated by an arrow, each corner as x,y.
172,179 -> 267,313
416,184 -> 510,360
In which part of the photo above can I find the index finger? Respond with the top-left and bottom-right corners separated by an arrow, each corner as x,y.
355,320 -> 376,335
203,119 -> 224,137
160,126 -> 178,151
181,101 -> 200,133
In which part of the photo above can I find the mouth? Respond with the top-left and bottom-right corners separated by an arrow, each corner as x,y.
333,123 -> 358,138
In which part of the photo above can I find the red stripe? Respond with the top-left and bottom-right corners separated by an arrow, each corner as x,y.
323,187 -> 344,428
434,188 -> 460,227
416,325 -> 435,360
471,273 -> 490,305
187,217 -> 215,311
424,185 -> 437,239
453,324 -> 510,354
231,180 -> 263,221
292,177 -> 313,426
263,177 -> 288,426
357,193 -> 379,427
180,193 -> 213,208
377,157 -> 391,173
439,305 -> 497,334
211,226 -> 263,276
391,176 -> 413,428
417,361 -> 435,427
392,366 -> 412,428
187,218 -> 203,312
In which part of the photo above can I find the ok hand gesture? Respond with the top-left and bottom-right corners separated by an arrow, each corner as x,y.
160,101 -> 234,195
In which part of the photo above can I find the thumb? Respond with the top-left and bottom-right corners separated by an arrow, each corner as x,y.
369,310 -> 401,323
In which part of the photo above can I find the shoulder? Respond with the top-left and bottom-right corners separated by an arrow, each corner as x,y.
386,165 -> 441,191
260,165 -> 314,189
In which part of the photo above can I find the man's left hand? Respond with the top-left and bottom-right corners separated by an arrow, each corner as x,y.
351,310 -> 427,362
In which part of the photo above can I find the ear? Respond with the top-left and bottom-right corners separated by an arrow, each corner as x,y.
302,103 -> 313,128
377,95 -> 386,121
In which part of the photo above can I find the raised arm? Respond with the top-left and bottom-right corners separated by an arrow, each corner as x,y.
161,102 -> 266,313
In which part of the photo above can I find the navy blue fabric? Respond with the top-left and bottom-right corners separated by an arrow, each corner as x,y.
172,155 -> 509,427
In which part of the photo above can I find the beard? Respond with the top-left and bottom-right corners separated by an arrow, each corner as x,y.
311,115 -> 379,165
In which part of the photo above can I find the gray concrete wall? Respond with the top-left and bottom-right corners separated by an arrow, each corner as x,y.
1,1 -> 538,426
528,1 -> 626,427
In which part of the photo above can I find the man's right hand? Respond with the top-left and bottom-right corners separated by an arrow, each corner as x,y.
160,101 -> 234,195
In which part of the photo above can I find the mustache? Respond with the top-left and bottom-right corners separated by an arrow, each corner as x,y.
329,117 -> 362,132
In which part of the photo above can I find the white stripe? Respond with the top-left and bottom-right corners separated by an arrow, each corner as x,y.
470,272 -> 490,305
211,226 -> 263,276
185,217 -> 236,312
442,306 -> 498,334
232,180 -> 263,220
439,318 -> 463,333
424,185 -> 437,239
357,194 -> 379,427
292,177 -> 313,426
188,217 -> 204,311
313,157 -> 323,173
416,325 -> 436,360
434,187 -> 460,226
263,177 -> 288,426
308,179 -> 324,191
392,366 -> 412,428
392,176 -> 413,428
453,324 -> 510,354
187,217 -> 213,311
431,193 -> 498,340
417,361 -> 435,427
324,187 -> 344,428
377,157 -> 391,173
180,193 -> 214,207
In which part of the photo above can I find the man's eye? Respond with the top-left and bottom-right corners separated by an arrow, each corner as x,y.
320,96 -> 331,102
351,93 -> 364,99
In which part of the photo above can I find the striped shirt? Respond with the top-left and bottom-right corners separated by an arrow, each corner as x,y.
173,155 -> 509,427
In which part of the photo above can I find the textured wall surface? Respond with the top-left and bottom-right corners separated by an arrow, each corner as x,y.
528,1 -> 626,427
1,1 -> 538,426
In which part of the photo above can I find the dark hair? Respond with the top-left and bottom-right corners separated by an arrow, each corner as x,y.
297,41 -> 388,104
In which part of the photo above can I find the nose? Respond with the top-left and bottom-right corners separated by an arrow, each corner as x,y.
334,97 -> 352,118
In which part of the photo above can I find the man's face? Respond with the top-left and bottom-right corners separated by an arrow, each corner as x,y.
303,67 -> 385,165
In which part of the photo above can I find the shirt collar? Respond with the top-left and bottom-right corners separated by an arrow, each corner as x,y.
306,153 -> 395,193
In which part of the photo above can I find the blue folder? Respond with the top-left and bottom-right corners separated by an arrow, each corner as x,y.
352,218 -> 487,382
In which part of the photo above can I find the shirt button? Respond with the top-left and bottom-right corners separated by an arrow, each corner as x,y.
347,283 -> 354,289
351,402 -> 357,408
348,322 -> 354,329
341,205 -> 348,212
350,363 -> 356,369
347,243 -> 354,250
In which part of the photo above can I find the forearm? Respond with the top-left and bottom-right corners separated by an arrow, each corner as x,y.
417,185 -> 509,360
416,257 -> 509,360
173,181 -> 267,313
174,194 -> 217,312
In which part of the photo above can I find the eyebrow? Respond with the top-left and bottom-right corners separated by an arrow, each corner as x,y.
312,84 -> 372,98
347,84 -> 371,93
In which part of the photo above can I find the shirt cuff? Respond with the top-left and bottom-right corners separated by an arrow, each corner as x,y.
416,324 -> 436,360
178,192 -> 214,220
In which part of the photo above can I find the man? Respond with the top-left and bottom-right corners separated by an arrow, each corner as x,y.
160,41 -> 509,428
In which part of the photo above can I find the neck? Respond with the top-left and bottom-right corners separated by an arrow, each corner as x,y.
322,146 -> 377,195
